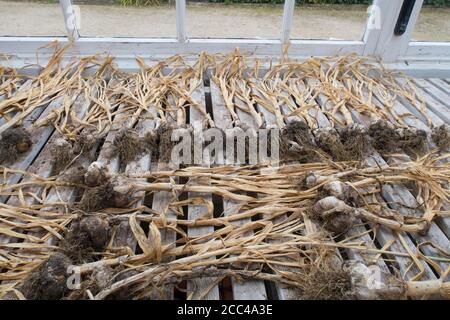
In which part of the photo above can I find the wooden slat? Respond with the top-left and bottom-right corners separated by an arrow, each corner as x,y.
396,78 -> 450,124
187,81 -> 220,300
0,80 -> 32,128
115,116 -> 156,250
149,96 -> 180,300
210,80 -> 267,300
414,79 -> 450,110
244,82 -> 301,300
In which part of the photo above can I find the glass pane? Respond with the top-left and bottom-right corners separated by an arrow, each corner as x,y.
291,3 -> 372,41
72,1 -> 176,38
186,2 -> 284,39
0,1 -> 66,36
412,6 -> 450,42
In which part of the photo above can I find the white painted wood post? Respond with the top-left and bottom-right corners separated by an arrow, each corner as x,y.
59,0 -> 80,42
281,0 -> 295,44
363,0 -> 424,62
176,0 -> 187,43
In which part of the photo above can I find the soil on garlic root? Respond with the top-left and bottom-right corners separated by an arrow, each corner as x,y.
314,128 -> 353,161
432,124 -> 450,151
368,120 -> 401,154
339,125 -> 371,161
369,121 -> 429,156
0,127 -> 32,165
18,253 -> 72,300
50,130 -> 99,173
60,164 -> 88,185
296,263 -> 354,300
112,129 -> 147,165
50,138 -> 73,173
157,123 -> 194,164
280,121 -> 320,163
61,216 -> 111,264
78,181 -> 131,212
110,124 -> 189,166
401,127 -> 428,156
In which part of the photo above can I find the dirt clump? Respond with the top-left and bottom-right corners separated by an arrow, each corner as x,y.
368,120 -> 401,154
19,253 -> 72,300
112,129 -> 147,165
75,130 -> 100,153
60,164 -> 88,185
280,120 -> 319,163
78,181 -> 132,212
50,131 -> 99,173
322,213 -> 355,234
111,123 -> 191,165
157,123 -> 193,164
431,124 -> 449,151
299,269 -> 353,300
50,138 -> 73,172
297,260 -> 354,300
399,127 -> 428,156
0,127 -> 32,164
143,130 -> 159,156
61,216 -> 111,263
338,124 -> 371,161
314,127 -> 350,161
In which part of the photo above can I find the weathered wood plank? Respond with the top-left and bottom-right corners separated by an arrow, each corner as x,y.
210,80 -> 267,300
414,79 -> 450,110
236,93 -> 292,299
396,78 -> 450,124
0,79 -> 28,127
149,95 -> 180,300
245,80 -> 303,300
187,80 -> 220,300
396,78 -> 450,122
115,116 -> 156,251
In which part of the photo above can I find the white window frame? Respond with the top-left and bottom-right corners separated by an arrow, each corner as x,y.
0,0 -> 448,77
